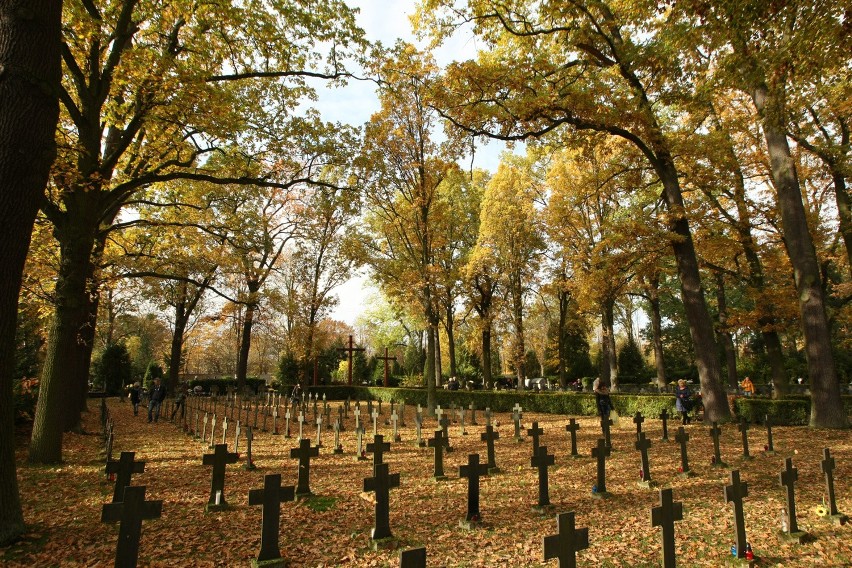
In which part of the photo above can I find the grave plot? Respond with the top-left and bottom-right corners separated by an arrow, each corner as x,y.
5,397 -> 852,567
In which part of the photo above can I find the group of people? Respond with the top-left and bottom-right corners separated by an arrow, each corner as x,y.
127,378 -> 183,423
594,377 -> 698,426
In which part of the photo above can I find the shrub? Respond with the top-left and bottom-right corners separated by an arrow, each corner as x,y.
93,342 -> 132,395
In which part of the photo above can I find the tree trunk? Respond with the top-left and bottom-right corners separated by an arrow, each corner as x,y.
444,304 -> 457,379
510,272 -> 526,390
0,0 -> 62,542
752,84 -> 846,427
236,301 -> 256,392
425,323 -> 436,413
434,325 -> 443,386
830,171 -> 852,278
713,272 -> 738,390
481,326 -> 493,389
557,288 -> 569,388
645,275 -> 667,390
168,302 -> 188,393
601,299 -> 618,391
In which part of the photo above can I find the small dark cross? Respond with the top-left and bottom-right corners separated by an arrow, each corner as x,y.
527,421 -> 545,458
367,434 -> 391,467
651,487 -> 683,568
202,444 -> 239,509
738,417 -> 751,458
438,414 -> 452,451
243,426 -> 256,470
675,427 -> 691,475
459,453 -> 489,522
106,451 -> 145,503
765,414 -> 775,453
101,485 -> 162,568
290,438 -> 320,497
399,547 -> 426,568
591,438 -> 611,494
635,432 -> 653,485
779,457 -> 801,534
531,445 -> 555,508
333,419 -> 344,454
376,347 -> 397,387
248,474 -> 295,563
724,469 -> 749,559
337,334 -> 365,386
481,424 -> 500,473
543,511 -> 589,568
565,419 -> 580,457
659,408 -> 670,441
709,422 -> 726,467
372,409 -> 380,437
633,411 -> 645,440
822,448 -> 844,518
600,416 -> 613,450
338,406 -> 345,431
469,403 -> 477,425
363,462 -> 400,540
512,403 -> 523,442
427,429 -> 448,480
414,411 -> 425,447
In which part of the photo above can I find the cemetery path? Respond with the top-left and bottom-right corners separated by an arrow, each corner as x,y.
4,397 -> 852,567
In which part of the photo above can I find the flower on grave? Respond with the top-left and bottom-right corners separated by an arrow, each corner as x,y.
764,445 -> 769,451
678,466 -> 683,473
711,455 -> 717,464
337,444 -> 343,451
745,550 -> 754,561
639,469 -> 644,479
813,504 -> 829,517
471,514 -> 480,522
236,453 -> 241,459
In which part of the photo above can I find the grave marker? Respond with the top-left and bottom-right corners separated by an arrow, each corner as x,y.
738,417 -> 752,459
220,416 -> 229,446
724,469 -> 750,560
372,409 -> 380,437
208,414 -> 217,449
333,419 -> 344,454
364,462 -> 400,541
272,407 -> 279,436
338,406 -> 345,431
821,448 -> 848,525
481,424 -> 500,473
651,488 -> 683,568
427,429 -> 448,480
709,422 -> 727,467
527,422 -> 544,458
635,432 -> 654,488
414,411 -> 425,448
600,416 -> 613,450
101,486 -> 162,568
633,411 -> 645,440
543,511 -> 589,568
284,409 -> 292,438
512,404 -> 523,442
764,414 -> 775,454
248,473 -> 295,567
315,416 -> 324,448
591,438 -> 611,497
674,427 -> 694,477
565,419 -> 580,457
458,407 -> 467,436
659,408 -> 670,441
202,444 -> 239,511
438,414 -> 452,452
459,453 -> 489,527
234,421 -> 242,454
337,334 -> 365,385
531,445 -> 555,509
399,547 -> 426,568
290,438 -> 319,498
367,434 -> 391,467
779,457 -> 808,541
484,407 -> 492,427
243,426 -> 256,470
354,407 -> 362,431
105,451 -> 145,503
298,411 -> 305,441
356,424 -> 367,461
201,412 -> 209,444
391,410 -> 401,442
469,403 -> 477,425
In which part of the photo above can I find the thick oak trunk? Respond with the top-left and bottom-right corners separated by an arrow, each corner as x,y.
481,326 -> 493,389
557,289 -> 569,388
713,272 -> 739,390
601,299 -> 618,391
236,301 -> 256,392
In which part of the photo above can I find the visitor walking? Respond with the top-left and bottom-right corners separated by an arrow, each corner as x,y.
675,379 -> 692,425
147,378 -> 166,423
128,382 -> 142,416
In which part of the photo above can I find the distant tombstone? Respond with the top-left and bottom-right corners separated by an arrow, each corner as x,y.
399,547 -> 426,568
724,469 -> 750,560
356,424 -> 367,461
635,432 -> 654,488
469,403 -> 477,425
543,511 -> 589,568
208,414 -> 217,449
527,422 -> 544,459
659,409 -> 670,442
764,414 -> 775,454
298,411 -> 305,441
284,409 -> 292,439
372,409 -> 380,437
459,453 -> 489,527
391,411 -> 401,442
414,412 -> 425,448
779,457 -> 808,541
633,412 -> 645,440
651,488 -> 683,568
484,407 -> 492,427
333,419 -> 344,454
565,419 -> 581,457
315,416 -> 324,448
106,452 -> 145,503
427,429 -> 448,480
248,474 -> 295,567
709,422 -> 727,467
531,445 -> 555,509
290,438 -> 319,498
364,462 -> 400,541
821,448 -> 848,525
243,426 -> 257,470
591,438 -> 611,497
220,416 -> 229,446
738,417 -> 752,459
367,434 -> 391,467
674,427 -> 694,478
512,404 -> 523,442
481,424 -> 501,474
202,444 -> 239,511
100,486 -> 162,568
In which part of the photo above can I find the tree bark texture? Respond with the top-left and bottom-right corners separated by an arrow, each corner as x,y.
713,272 -> 739,390
601,299 -> 618,391
645,275 -> 667,390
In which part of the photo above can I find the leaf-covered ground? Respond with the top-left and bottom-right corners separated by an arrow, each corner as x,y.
4,398 -> 852,567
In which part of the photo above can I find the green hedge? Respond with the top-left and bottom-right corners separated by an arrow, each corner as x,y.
734,395 -> 852,425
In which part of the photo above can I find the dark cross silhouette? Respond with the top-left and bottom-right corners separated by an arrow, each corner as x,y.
337,334 -> 366,386
674,427 -> 692,475
527,421 -> 544,458
376,347 -> 397,387
202,444 -> 239,509
356,424 -> 367,460
290,438 -> 320,497
427,429 -> 448,480
438,414 -> 452,451
779,457 -> 802,534
234,420 -> 241,454
821,448 -> 845,519
651,488 -> 683,568
512,403 -> 523,442
248,474 -> 295,564
414,411 -> 425,447
363,462 -> 400,540
367,434 -> 392,467
481,424 -> 500,473
333,419 -> 344,454
738,417 -> 752,458
592,438 -> 611,494
101,485 -> 162,568
243,426 -> 256,470
565,419 -> 581,457
709,422 -> 726,467
399,547 -> 426,568
469,403 -> 477,425
600,416 -> 613,450
633,411 -> 645,440
635,432 -> 653,485
724,469 -> 749,559
543,511 -> 589,568
764,414 -> 775,454
531,445 -> 555,508
106,451 -> 145,503
659,409 -> 670,441
459,453 -> 489,522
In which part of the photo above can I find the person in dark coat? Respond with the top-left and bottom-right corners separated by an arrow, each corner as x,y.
290,382 -> 302,405
147,378 -> 166,423
171,390 -> 186,421
675,379 -> 692,424
129,382 -> 142,416
595,384 -> 613,418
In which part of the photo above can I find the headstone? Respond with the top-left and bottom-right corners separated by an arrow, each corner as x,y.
531,445 -> 555,509
709,422 -> 727,467
725,469 -> 750,560
481,424 -> 500,474
363,462 -> 400,541
427,429 -> 448,480
333,419 -> 344,454
459,453 -> 489,527
565,419 -> 580,458
674,427 -> 694,478
779,457 -> 808,541
202,444 -> 239,511
528,421 -> 544,458
399,547 -> 426,568
635,432 -> 654,488
512,404 -> 523,442
591,438 -> 611,497
243,426 -> 256,470
290,438 -> 319,498
659,408 -> 670,441
738,417 -> 752,459
356,424 -> 367,461
821,448 -> 848,525
105,452 -> 145,503
543,511 -> 589,568
248,473 -> 295,567
367,434 -> 391,467
651,488 -> 683,568
633,411 -> 645,440
100,486 -> 162,568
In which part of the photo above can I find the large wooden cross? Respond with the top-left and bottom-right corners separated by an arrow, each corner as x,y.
105,451 -> 145,503
101,485 -> 162,568
427,429 -> 448,480
248,473 -> 295,563
543,511 -> 589,568
337,334 -> 365,386
202,444 -> 238,509
651,487 -> 683,568
290,438 -> 320,498
367,434 -> 391,467
527,421 -> 544,458
724,469 -> 749,559
459,453 -> 489,522
376,347 -> 397,387
364,462 -> 400,540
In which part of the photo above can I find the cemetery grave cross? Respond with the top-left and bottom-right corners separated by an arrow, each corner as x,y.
458,407 -> 467,436
106,451 -> 145,504
527,421 -> 545,458
399,547 -> 426,568
591,438 -> 611,495
391,410 -> 401,442
356,423 -> 367,461
565,419 -> 581,457
363,462 -> 401,541
372,409 -> 380,437
531,445 -> 555,508
243,426 -> 257,470
651,487 -> 683,568
354,406 -> 362,431
315,416 -> 323,448
399,402 -> 406,427
821,448 -> 848,524
481,424 -> 500,473
438,414 -> 452,451
298,411 -> 306,441
459,453 -> 489,524
193,411 -> 200,440
234,421 -> 242,454
333,419 -> 344,454
738,417 -> 752,459
635,432 -> 653,486
709,422 -> 727,467
290,438 -> 320,498
674,427 -> 692,476
724,469 -> 750,560
600,416 -> 613,450
201,412 -> 209,443
512,403 -> 523,442
543,511 -> 589,568
427,429 -> 448,480
779,457 -> 804,535
284,409 -> 292,438
248,473 -> 295,564
220,416 -> 229,446
484,407 -> 492,427
100,485 -> 162,568
272,406 -> 279,436
376,347 -> 397,387
367,434 -> 391,467
659,408 -> 670,441
337,334 -> 365,385
414,411 -> 425,448
208,414 -> 217,449
338,406 -> 345,431
202,444 -> 239,510
633,411 -> 645,440
469,403 -> 477,425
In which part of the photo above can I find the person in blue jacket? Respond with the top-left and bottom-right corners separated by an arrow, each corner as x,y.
675,379 -> 692,425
